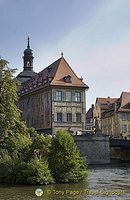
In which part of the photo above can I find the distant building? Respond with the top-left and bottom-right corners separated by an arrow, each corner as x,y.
93,97 -> 118,129
86,104 -> 94,132
101,92 -> 130,140
17,38 -> 89,135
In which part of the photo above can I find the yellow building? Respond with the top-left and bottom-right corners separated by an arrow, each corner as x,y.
93,97 -> 118,129
101,92 -> 130,140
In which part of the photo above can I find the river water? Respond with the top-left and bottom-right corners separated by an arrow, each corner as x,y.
0,161 -> 130,200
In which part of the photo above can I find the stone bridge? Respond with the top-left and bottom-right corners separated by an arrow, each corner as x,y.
110,138 -> 130,161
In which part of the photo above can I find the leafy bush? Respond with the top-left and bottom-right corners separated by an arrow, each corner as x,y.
0,150 -> 54,185
25,159 -> 54,185
28,134 -> 51,161
48,130 -> 88,183
0,150 -> 26,184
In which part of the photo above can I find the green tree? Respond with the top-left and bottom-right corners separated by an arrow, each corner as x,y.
0,59 -> 31,156
29,134 -> 51,160
0,59 -> 20,141
48,130 -> 88,183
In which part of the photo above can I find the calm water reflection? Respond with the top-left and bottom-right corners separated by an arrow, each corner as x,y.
0,162 -> 130,200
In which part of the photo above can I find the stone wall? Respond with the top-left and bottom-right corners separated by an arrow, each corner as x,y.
74,133 -> 110,164
110,147 -> 130,161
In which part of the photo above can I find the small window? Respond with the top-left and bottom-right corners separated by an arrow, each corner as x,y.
67,113 -> 72,122
62,91 -> 66,101
41,115 -> 44,124
65,75 -> 71,83
36,96 -> 39,105
55,91 -> 62,101
122,113 -> 127,121
57,113 -> 62,122
75,92 -> 81,102
122,124 -> 127,133
76,113 -> 81,122
41,94 -> 44,103
47,114 -> 50,123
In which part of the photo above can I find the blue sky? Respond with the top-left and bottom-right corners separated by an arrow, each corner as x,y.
1,0 -> 130,110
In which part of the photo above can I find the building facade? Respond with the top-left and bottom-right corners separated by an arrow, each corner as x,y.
17,38 -> 89,135
101,92 -> 130,140
93,97 -> 118,129
86,104 -> 94,132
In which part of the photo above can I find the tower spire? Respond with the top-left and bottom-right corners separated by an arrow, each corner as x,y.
27,35 -> 30,49
23,36 -> 34,71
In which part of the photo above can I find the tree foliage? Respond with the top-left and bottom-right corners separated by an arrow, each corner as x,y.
48,130 -> 88,183
0,59 -> 31,155
0,59 -> 20,141
29,134 -> 52,159
25,159 -> 54,185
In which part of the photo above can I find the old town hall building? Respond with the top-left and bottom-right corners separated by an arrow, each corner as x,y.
16,37 -> 89,134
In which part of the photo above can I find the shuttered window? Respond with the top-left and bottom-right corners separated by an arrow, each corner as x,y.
57,113 -> 62,122
122,113 -> 127,120
122,124 -> 127,133
53,91 -> 66,101
62,91 -> 66,101
67,113 -> 72,122
53,91 -> 62,101
41,94 -> 44,103
41,115 -> 44,124
76,113 -> 81,122
72,91 -> 81,102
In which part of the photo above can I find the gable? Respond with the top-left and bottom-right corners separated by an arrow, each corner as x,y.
50,57 -> 88,88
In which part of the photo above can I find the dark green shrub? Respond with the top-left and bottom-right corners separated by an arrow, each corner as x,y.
48,130 -> 88,183
25,159 -> 54,185
0,150 -> 26,184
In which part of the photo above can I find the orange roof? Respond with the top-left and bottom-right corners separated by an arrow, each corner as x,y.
118,92 -> 130,112
50,57 -> 88,88
96,98 -> 118,107
18,56 -> 89,96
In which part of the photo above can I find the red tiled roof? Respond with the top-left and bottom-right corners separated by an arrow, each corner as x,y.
18,57 -> 89,96
96,98 -> 118,107
118,92 -> 130,112
101,109 -> 114,118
